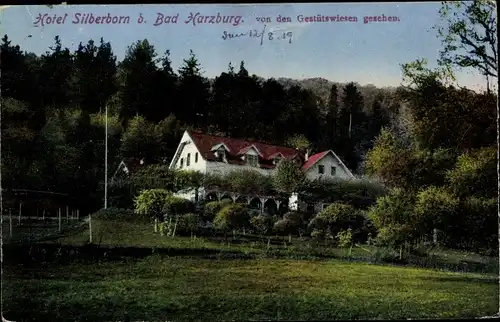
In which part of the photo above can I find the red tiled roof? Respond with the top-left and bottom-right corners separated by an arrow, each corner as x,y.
122,158 -> 148,174
188,131 -> 302,168
302,151 -> 330,170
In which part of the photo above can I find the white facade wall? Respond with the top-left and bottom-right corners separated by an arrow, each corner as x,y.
171,132 -> 207,173
205,161 -> 275,177
305,153 -> 352,181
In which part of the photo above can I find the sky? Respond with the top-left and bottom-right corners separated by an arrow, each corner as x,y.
0,3 -> 491,90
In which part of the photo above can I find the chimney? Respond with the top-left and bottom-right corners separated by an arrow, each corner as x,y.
296,147 -> 309,162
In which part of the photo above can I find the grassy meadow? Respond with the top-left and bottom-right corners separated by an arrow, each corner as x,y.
2,218 -> 499,321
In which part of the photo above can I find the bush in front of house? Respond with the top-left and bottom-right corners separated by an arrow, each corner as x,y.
174,213 -> 202,237
250,214 -> 277,237
213,203 -> 250,241
308,203 -> 365,243
134,188 -> 172,220
273,211 -> 310,242
336,228 -> 353,248
163,196 -> 195,219
203,199 -> 232,222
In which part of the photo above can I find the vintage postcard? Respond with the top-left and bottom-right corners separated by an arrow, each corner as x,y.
1,2 -> 498,321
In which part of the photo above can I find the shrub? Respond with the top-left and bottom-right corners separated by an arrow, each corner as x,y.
336,228 -> 353,248
272,159 -> 306,194
374,224 -> 413,249
308,203 -> 364,241
413,186 -> 459,238
446,197 -> 498,253
175,213 -> 202,236
283,211 -> 310,236
367,188 -> 414,233
204,200 -> 232,222
213,204 -> 250,240
446,147 -> 496,198
273,219 -> 294,236
163,196 -> 194,218
134,189 -> 172,220
250,214 -> 275,236
310,229 -> 325,241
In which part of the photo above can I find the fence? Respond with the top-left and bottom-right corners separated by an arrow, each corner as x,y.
1,207 -> 84,245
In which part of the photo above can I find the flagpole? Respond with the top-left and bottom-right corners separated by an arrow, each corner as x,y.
104,104 -> 108,209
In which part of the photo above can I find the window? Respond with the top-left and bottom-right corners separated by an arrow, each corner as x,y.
216,147 -> 226,162
318,165 -> 324,174
187,153 -> 191,166
331,166 -> 336,176
195,152 -> 198,163
180,158 -> 184,168
247,154 -> 259,167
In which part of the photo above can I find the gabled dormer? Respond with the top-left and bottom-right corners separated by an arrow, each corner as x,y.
238,145 -> 263,167
211,143 -> 230,162
269,152 -> 285,165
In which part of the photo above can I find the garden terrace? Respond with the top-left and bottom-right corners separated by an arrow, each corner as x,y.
204,188 -> 289,214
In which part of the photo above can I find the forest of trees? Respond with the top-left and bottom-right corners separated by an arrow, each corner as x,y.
1,3 -> 497,234
1,33 -> 399,210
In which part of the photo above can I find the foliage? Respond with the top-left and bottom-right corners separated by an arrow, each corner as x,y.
413,186 -> 459,234
213,204 -> 250,235
175,213 -> 202,236
134,189 -> 171,219
300,178 -> 387,209
367,189 -> 415,246
250,214 -> 276,236
336,228 -> 353,248
285,134 -> 311,150
365,129 -> 415,189
309,203 -> 364,241
272,159 -> 306,194
366,129 -> 461,190
435,0 -> 497,79
132,164 -> 174,190
273,211 -> 308,237
446,147 -> 497,198
447,197 -> 498,253
374,224 -> 413,248
162,196 -> 194,218
224,170 -> 274,195
204,200 -> 232,222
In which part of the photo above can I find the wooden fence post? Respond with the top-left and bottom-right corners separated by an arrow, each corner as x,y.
42,209 -> 45,220
9,209 -> 13,238
58,208 -> 62,232
89,214 -> 92,243
66,206 -> 69,222
18,202 -> 22,225
77,209 -> 80,220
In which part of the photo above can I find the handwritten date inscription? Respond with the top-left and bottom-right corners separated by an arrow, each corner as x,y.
221,25 -> 292,46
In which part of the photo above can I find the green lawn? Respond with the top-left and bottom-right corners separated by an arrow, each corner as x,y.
52,219 -> 498,274
1,218 -> 85,245
3,218 -> 498,320
3,255 -> 498,321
